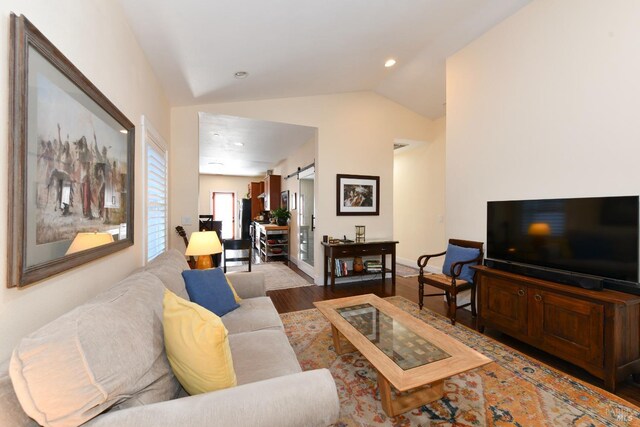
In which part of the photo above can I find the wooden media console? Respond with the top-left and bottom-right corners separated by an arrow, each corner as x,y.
473,266 -> 640,392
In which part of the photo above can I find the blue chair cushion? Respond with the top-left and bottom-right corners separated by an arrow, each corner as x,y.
442,244 -> 481,283
182,268 -> 240,316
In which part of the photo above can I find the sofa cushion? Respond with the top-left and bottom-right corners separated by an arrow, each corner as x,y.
221,297 -> 284,334
228,330 -> 301,385
144,249 -> 191,299
163,289 -> 237,395
225,275 -> 242,303
183,268 -> 239,316
9,272 -> 180,427
0,361 -> 38,427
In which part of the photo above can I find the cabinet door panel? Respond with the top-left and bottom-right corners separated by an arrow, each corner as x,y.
531,291 -> 604,368
481,277 -> 528,335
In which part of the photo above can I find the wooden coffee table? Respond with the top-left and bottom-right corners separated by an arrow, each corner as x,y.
314,294 -> 492,416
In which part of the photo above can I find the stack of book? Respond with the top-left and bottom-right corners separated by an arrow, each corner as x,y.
334,259 -> 349,277
364,260 -> 382,273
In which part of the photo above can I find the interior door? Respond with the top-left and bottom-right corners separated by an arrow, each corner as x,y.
298,167 -> 315,273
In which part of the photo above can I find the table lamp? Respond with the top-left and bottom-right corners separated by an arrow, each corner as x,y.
185,231 -> 222,269
66,232 -> 114,255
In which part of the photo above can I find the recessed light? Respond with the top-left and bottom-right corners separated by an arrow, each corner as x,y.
234,142 -> 244,147
208,162 -> 224,166
234,71 -> 249,79
384,59 -> 396,68
119,129 -> 128,134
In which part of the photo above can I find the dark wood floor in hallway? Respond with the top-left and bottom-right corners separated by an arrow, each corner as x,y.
266,264 -> 640,408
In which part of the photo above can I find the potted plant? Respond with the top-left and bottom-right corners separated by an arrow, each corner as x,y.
271,207 -> 291,226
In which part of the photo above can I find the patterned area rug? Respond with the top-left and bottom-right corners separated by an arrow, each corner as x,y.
281,296 -> 640,426
227,262 -> 313,291
396,263 -> 420,278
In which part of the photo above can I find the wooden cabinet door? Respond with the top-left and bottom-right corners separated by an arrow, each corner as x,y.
263,177 -> 271,211
480,276 -> 528,336
529,290 -> 604,368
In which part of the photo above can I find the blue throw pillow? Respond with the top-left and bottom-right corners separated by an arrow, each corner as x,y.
182,268 -> 240,317
442,244 -> 481,283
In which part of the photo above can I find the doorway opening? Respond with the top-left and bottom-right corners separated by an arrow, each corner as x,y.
298,166 -> 315,275
212,192 -> 235,239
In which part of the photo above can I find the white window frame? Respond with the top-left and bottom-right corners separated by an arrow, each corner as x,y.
142,116 -> 169,263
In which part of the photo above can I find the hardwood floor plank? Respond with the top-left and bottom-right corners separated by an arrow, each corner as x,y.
268,265 -> 640,407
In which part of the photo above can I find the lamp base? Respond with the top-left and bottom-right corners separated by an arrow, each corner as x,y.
195,255 -> 213,270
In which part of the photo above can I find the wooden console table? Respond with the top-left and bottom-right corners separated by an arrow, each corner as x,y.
322,240 -> 398,289
473,265 -> 640,392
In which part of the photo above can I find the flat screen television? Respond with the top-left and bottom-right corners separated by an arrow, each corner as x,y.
486,196 -> 640,293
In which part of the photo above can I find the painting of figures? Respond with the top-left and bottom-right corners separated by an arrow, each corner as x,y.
336,174 -> 380,216
343,183 -> 374,208
8,14 -> 134,287
35,74 -> 128,244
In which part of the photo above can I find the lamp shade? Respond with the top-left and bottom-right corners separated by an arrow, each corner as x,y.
185,231 -> 222,256
66,232 -> 114,255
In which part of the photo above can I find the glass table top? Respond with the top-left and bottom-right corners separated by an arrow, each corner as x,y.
336,303 -> 450,370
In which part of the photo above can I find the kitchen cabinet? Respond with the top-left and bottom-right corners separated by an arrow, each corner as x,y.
248,181 -> 264,219
263,174 -> 281,211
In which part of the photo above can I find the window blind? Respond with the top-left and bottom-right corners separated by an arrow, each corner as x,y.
146,140 -> 168,262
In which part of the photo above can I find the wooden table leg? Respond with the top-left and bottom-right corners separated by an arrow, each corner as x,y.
381,254 -> 386,284
391,249 -> 396,285
324,254 -> 328,286
330,325 -> 355,355
377,371 -> 444,417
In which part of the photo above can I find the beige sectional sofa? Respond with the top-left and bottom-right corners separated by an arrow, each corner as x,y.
0,249 -> 339,427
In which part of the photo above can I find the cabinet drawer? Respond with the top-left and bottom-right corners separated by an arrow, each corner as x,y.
334,248 -> 356,257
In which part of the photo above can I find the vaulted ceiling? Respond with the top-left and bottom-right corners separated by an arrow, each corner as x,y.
118,0 -> 531,119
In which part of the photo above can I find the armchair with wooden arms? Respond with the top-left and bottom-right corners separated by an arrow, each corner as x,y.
417,239 -> 484,325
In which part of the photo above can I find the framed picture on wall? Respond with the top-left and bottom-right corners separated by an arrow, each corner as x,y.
281,190 -> 289,210
336,174 -> 380,216
7,14 -> 135,288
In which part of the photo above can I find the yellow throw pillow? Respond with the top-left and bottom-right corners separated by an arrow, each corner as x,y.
225,276 -> 242,303
162,289 -> 237,395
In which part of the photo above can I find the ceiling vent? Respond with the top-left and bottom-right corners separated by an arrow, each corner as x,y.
393,143 -> 408,150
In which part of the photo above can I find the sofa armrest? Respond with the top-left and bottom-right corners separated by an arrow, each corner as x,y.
84,369 -> 339,427
227,272 -> 266,298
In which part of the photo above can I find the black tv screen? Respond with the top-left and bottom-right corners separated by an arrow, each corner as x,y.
487,196 -> 639,283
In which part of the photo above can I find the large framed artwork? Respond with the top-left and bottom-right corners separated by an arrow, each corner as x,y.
336,174 -> 380,216
7,15 -> 135,288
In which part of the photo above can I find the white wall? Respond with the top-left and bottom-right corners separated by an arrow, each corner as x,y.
393,117 -> 446,268
0,1 -> 170,360
446,0 -> 640,245
171,92 -> 433,283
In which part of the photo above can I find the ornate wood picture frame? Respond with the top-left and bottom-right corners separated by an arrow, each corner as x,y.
7,14 -> 135,288
336,174 -> 380,216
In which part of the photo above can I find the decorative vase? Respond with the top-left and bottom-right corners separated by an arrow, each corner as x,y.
277,217 -> 287,226
353,256 -> 364,273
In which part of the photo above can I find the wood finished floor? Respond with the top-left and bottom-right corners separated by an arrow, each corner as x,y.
267,263 -> 640,408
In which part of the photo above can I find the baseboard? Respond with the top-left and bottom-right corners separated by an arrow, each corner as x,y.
396,256 -> 416,267
396,256 -> 441,274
